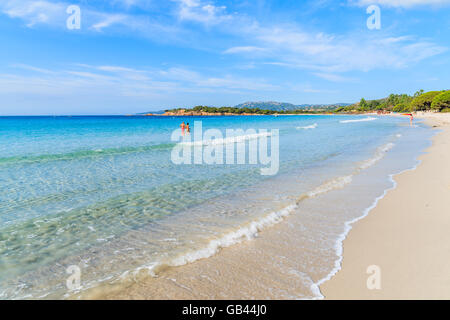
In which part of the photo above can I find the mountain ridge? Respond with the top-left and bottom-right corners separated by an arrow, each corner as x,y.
234,101 -> 350,111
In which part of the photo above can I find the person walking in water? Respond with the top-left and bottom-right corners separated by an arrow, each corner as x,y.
186,123 -> 190,133
410,114 -> 414,126
180,122 -> 186,135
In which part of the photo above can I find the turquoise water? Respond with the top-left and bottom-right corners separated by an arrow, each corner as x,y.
0,115 -> 431,299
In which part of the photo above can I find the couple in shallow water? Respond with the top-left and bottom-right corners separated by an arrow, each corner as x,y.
180,122 -> 190,135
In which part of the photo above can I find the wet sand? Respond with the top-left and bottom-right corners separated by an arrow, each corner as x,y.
321,113 -> 450,299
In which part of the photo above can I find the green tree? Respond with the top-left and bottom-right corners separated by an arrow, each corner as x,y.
431,91 -> 450,112
392,103 -> 410,113
409,91 -> 442,111
359,98 -> 368,110
414,89 -> 424,98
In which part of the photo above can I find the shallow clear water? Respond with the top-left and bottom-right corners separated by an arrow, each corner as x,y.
0,115 -> 432,299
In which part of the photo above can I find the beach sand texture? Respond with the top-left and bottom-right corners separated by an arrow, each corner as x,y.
321,113 -> 450,299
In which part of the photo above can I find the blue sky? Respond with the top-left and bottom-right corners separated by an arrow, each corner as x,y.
0,0 -> 449,115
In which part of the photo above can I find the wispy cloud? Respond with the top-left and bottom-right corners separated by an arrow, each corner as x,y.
175,0 -> 232,25
1,0 -> 448,108
3,0 -> 446,77
224,24 -> 446,78
91,14 -> 128,31
1,63 -> 279,99
1,0 -> 66,27
313,73 -> 355,83
12,63 -> 57,74
223,46 -> 268,54
0,0 -> 184,43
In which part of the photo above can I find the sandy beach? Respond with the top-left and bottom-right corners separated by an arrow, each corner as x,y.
321,112 -> 450,299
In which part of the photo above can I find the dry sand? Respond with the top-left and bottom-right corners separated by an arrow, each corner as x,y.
321,112 -> 450,299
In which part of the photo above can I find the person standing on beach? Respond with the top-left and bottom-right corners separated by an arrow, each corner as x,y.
410,114 -> 414,126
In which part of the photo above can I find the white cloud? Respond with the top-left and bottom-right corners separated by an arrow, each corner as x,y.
12,64 -> 57,74
0,0 -> 184,43
352,0 -> 450,8
1,0 -> 66,27
223,46 -> 268,54
91,14 -> 128,31
1,63 -> 279,100
313,73 -> 355,83
225,24 -> 446,78
197,76 -> 278,91
1,0 -> 448,86
96,66 -> 143,73
175,0 -> 231,24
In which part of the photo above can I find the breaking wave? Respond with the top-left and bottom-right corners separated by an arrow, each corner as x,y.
297,123 -> 318,130
340,117 -> 377,124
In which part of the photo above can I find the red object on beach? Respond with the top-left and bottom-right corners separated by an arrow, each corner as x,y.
402,113 -> 413,116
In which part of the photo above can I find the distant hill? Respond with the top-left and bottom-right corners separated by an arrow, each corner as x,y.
234,101 -> 298,111
234,101 -> 350,111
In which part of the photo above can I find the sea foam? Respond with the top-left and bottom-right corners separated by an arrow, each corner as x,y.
181,132 -> 273,146
297,123 -> 318,130
340,117 -> 377,124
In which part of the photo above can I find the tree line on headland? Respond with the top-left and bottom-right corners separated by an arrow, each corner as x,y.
337,89 -> 450,113
161,89 -> 450,116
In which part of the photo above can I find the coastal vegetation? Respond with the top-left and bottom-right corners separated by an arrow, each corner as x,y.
341,89 -> 449,113
164,106 -> 326,115
431,91 -> 450,112
158,89 -> 450,116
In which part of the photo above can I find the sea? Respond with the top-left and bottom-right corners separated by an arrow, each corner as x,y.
0,115 -> 434,299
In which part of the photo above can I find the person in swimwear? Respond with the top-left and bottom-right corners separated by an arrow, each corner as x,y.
186,123 -> 190,133
180,122 -> 186,135
410,114 -> 414,126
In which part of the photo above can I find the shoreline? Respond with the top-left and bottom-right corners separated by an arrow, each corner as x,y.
320,113 -> 450,299
85,115 -> 429,300
67,113 -> 448,300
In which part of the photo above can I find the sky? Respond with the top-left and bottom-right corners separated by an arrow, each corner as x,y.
0,0 -> 449,115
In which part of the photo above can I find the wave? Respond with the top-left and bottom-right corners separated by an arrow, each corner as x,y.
61,138 -> 399,299
116,174 -> 359,283
114,142 -> 397,285
297,123 -> 318,130
306,141 -> 395,199
168,204 -> 298,268
180,132 -> 273,147
0,143 -> 175,166
340,117 -> 377,124
306,175 -> 353,198
110,203 -> 299,289
358,142 -> 395,170
310,161 -> 422,299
